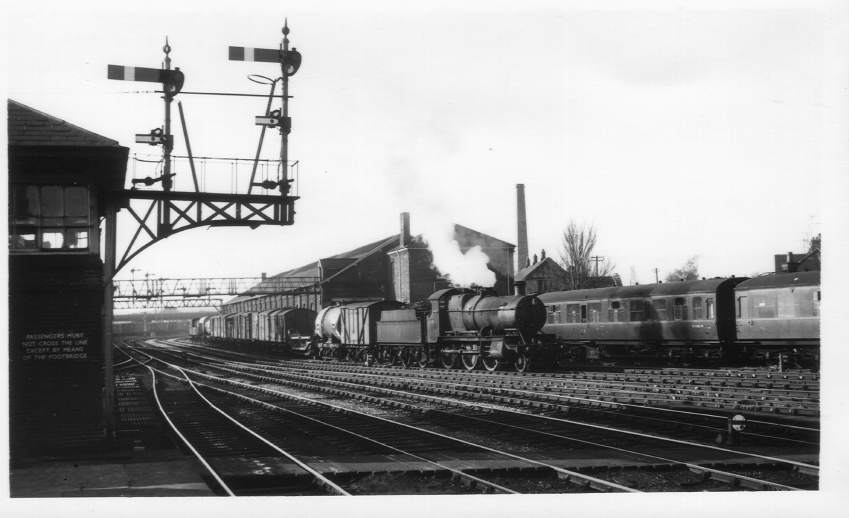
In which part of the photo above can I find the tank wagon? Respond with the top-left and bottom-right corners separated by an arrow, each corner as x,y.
313,288 -> 549,372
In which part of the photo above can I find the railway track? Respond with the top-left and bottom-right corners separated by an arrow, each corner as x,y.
121,344 -> 641,494
122,339 -> 819,492
168,341 -> 819,446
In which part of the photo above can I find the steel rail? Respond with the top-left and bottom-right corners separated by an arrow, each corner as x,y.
128,347 -> 351,496
177,373 -> 516,494
202,359 -> 819,473
143,363 -> 236,496
203,358 -> 782,443
132,345 -> 514,494
434,411 -> 804,491
175,367 -> 350,496
126,346 -> 639,494
149,339 -> 822,434
247,356 -> 821,431
278,366 -> 818,445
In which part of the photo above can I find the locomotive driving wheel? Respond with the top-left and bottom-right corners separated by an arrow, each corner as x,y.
514,352 -> 531,373
461,351 -> 480,371
439,351 -> 458,369
400,347 -> 413,368
416,348 -> 429,369
481,356 -> 500,372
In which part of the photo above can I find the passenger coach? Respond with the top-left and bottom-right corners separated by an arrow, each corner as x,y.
734,271 -> 820,363
538,278 -> 744,362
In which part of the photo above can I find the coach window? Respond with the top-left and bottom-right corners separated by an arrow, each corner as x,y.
753,293 -> 777,318
692,297 -> 704,320
653,299 -> 667,320
608,301 -> 625,322
629,300 -> 645,321
672,298 -> 688,320
737,296 -> 748,318
588,303 -> 602,323
813,290 -> 820,317
705,298 -> 714,320
566,304 -> 580,323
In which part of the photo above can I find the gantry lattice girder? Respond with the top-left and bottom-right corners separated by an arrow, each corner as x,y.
113,297 -> 224,310
115,190 -> 298,274
112,275 -> 320,300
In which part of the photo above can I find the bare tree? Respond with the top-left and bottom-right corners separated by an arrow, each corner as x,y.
665,256 -> 699,283
558,221 -> 616,290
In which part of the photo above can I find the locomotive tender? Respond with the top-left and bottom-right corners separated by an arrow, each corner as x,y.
190,271 -> 820,369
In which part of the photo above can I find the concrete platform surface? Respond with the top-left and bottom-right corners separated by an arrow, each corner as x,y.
10,458 -> 215,497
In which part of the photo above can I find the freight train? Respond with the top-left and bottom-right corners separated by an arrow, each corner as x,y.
190,271 -> 820,370
193,287 -> 549,372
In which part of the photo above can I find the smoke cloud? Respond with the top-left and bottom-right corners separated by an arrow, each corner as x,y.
418,218 -> 496,288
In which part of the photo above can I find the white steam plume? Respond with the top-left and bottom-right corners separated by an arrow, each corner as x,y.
417,217 -> 496,288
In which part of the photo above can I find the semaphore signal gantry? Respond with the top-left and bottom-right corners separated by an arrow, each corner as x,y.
106,22 -> 304,275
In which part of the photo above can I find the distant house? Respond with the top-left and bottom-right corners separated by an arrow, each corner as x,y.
774,236 -> 821,273
515,257 -> 567,295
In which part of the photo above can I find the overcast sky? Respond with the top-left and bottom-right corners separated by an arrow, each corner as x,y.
5,0 -> 847,286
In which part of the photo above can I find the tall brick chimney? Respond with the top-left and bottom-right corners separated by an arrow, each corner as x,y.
400,212 -> 411,248
516,184 -> 528,270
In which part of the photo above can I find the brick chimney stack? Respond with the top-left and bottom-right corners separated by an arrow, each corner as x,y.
516,184 -> 529,272
400,212 -> 411,248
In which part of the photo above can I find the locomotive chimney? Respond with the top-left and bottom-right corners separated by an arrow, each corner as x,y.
514,280 -> 527,296
516,184 -> 529,272
400,212 -> 411,248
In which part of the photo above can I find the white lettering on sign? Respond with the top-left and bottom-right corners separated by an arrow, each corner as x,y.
21,332 -> 89,361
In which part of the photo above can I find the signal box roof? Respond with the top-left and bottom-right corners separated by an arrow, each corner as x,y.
8,99 -> 122,147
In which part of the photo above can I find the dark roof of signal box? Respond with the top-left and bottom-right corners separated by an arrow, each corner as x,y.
8,99 -> 122,147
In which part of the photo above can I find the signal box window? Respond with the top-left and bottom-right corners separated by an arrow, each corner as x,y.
10,185 -> 91,252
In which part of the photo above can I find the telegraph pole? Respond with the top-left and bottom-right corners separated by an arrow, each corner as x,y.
591,255 -> 603,277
